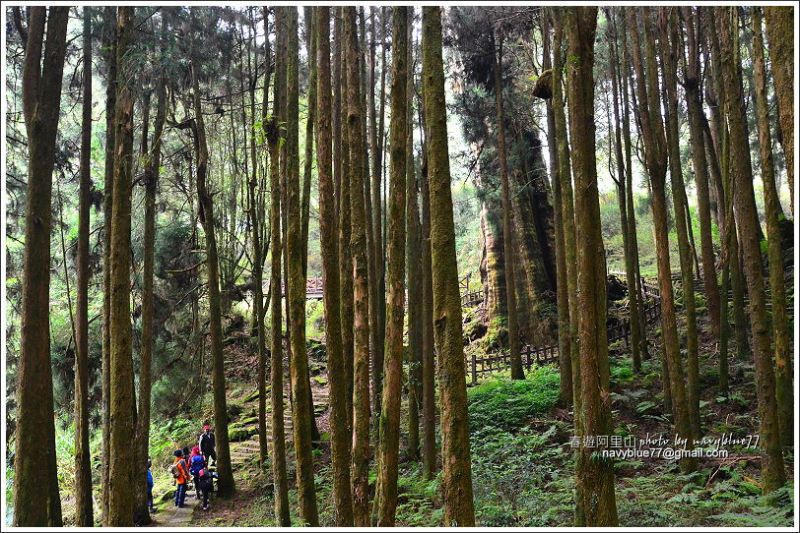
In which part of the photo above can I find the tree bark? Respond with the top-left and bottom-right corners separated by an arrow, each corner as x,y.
107,7 -> 137,525
565,8 -> 618,526
345,7 -> 373,525
268,9 -> 290,521
74,7 -> 94,527
13,6 -> 68,527
752,7 -> 793,447
315,6 -> 355,525
421,7 -> 476,526
374,8 -> 408,525
716,6 -> 786,494
763,7 -> 794,214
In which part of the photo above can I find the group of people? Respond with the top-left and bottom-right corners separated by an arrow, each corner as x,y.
148,423 -> 219,513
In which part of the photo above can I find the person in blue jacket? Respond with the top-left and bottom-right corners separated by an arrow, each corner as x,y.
146,458 -> 156,513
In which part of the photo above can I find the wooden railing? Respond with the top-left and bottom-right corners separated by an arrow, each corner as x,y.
467,279 -> 662,383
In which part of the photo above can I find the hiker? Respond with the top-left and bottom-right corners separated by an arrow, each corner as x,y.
199,424 -> 216,465
146,458 -> 155,514
196,467 -> 218,512
189,445 -> 205,499
172,449 -> 189,508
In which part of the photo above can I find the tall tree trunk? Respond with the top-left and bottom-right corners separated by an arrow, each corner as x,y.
405,7 -> 423,461
763,7 -> 794,214
551,11 -> 581,438
628,8 -> 695,473
658,8 -> 700,438
752,7 -> 793,447
315,6 -> 355,525
190,20 -> 235,497
421,8 -> 476,526
606,9 -> 642,374
100,8 -> 117,519
493,34 -> 524,380
374,8 -> 408,525
268,11 -> 291,519
345,7 -> 372,525
336,8 -> 355,429
74,7 -> 94,527
107,7 -> 137,525
301,7 -> 316,278
542,12 -> 573,402
716,6 -> 786,494
283,6 -> 319,524
565,8 -> 618,526
682,6 -> 721,350
13,6 -> 68,527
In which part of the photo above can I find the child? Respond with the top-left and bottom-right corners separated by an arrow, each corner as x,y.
189,446 -> 205,499
196,467 -> 218,512
146,458 -> 155,513
172,449 -> 189,508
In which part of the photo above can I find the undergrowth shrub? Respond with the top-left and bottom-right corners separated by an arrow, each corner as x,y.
468,365 -> 559,433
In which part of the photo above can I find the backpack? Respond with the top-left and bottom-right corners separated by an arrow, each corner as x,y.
170,464 -> 180,479
189,455 -> 205,476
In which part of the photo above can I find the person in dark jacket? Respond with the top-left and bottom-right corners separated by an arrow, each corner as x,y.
198,424 -> 216,465
196,467 -> 218,511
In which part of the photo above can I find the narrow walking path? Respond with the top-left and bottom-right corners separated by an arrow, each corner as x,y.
156,489 -> 198,527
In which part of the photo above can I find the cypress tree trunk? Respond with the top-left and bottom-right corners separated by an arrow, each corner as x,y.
541,12 -> 573,403
763,7 -> 794,214
315,6 -> 355,525
283,7 -> 319,524
189,23 -> 235,497
421,7 -> 476,526
551,12 -> 581,428
565,8 -> 618,526
13,6 -> 68,527
374,8 -> 408,525
74,7 -> 94,526
716,7 -> 786,493
405,8 -> 423,460
267,11 -> 290,519
682,7 -> 721,349
493,33 -> 524,380
658,9 -> 700,438
336,8 -> 355,428
107,7 -> 137,525
628,8 -> 695,473
752,7 -> 793,447
345,7 -> 372,525
100,9 -> 117,519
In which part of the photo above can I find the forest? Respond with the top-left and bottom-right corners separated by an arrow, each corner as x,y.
2,3 -> 797,529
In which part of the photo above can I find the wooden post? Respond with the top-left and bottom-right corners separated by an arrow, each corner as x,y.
471,349 -> 477,385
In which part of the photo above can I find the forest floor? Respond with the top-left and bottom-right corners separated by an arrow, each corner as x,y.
180,296 -> 795,527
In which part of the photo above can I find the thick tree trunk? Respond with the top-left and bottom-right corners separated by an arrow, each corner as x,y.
344,7 -> 372,526
315,7 -> 355,525
564,8 -> 618,526
374,8 -> 408,525
717,7 -> 786,493
752,7 -> 793,447
282,7 -> 319,524
13,6 -> 68,527
763,7 -> 794,214
107,7 -> 137,525
74,7 -> 94,527
421,7 -> 476,526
